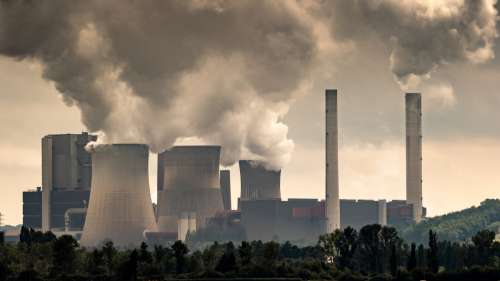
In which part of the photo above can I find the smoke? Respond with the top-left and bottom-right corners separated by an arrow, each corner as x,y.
0,0 -> 315,170
0,0 -> 498,170
321,0 -> 498,89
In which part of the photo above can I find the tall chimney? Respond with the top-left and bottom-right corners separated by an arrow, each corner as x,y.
405,93 -> 423,222
325,89 -> 340,232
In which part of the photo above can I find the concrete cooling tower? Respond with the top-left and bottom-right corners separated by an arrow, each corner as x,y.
80,144 -> 157,248
157,146 -> 223,232
239,160 -> 281,201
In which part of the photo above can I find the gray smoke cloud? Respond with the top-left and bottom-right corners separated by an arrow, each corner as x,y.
320,0 -> 498,88
0,0 -> 498,170
0,0 -> 316,170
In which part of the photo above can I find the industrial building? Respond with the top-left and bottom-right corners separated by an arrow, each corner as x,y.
340,199 -> 387,229
220,170 -> 232,210
239,160 -> 281,201
81,144 -> 157,247
157,146 -> 224,232
22,187 -> 42,229
21,133 -> 96,232
240,199 -> 325,243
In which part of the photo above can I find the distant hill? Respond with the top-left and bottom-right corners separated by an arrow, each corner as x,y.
400,199 -> 500,244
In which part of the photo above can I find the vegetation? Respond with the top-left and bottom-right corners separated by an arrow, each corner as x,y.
400,199 -> 500,244
0,225 -> 499,281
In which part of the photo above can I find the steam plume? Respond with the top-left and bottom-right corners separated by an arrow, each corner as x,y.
0,0 -> 314,170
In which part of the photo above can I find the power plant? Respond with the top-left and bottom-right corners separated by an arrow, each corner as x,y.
21,90 -> 426,246
156,146 -> 224,232
80,144 -> 157,247
239,160 -> 281,201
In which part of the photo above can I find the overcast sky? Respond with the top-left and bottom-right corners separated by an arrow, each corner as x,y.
1,0 -> 499,225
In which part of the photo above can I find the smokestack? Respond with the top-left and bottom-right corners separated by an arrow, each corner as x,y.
239,160 -> 281,201
405,93 -> 423,222
220,170 -> 232,210
157,146 -> 224,232
80,144 -> 157,247
325,89 -> 340,232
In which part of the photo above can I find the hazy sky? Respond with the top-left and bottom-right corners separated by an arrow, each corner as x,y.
1,0 -> 499,225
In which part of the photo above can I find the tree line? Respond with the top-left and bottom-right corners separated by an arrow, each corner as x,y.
0,224 -> 499,281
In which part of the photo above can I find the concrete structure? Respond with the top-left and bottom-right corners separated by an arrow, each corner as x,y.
177,213 -> 189,241
80,144 -> 157,247
240,199 -> 325,243
239,160 -> 281,201
220,170 -> 232,210
406,93 -> 423,222
340,199 -> 387,230
157,146 -> 224,232
325,89 -> 340,232
22,187 -> 42,229
41,133 -> 96,231
64,208 -> 87,232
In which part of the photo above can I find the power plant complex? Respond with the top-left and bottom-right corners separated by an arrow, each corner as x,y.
21,91 -> 425,246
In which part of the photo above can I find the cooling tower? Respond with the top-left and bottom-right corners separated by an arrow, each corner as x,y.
157,146 -> 223,232
239,160 -> 281,201
220,170 -> 232,210
80,144 -> 157,248
325,89 -> 340,232
405,93 -> 423,222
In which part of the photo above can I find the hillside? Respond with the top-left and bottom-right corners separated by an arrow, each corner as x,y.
400,199 -> 500,244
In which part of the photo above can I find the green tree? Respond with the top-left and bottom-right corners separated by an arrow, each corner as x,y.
471,229 -> 496,265
215,242 -> 237,273
101,240 -> 116,276
263,241 -> 280,266
238,241 -> 252,266
172,240 -> 189,274
85,249 -> 105,276
427,230 -> 439,273
390,244 -> 398,276
358,224 -> 383,273
407,243 -> 417,271
51,235 -> 78,276
417,244 -> 426,268
117,250 -> 138,281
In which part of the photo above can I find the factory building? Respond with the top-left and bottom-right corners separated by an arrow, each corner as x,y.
26,132 -> 96,232
325,89 -> 340,232
22,187 -> 42,229
406,93 -> 423,222
239,160 -> 281,201
81,144 -> 157,247
340,199 -> 387,230
240,199 -> 325,243
157,146 -> 224,232
220,170 -> 232,210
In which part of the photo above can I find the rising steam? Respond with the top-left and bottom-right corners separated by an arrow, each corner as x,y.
0,0 -> 498,170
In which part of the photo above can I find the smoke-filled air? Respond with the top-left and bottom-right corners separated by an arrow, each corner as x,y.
0,0 -> 497,170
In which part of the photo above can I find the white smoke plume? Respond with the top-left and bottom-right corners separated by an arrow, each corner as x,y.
0,0 -> 498,170
0,0 -> 314,170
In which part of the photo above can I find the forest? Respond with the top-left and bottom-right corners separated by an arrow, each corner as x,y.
0,224 -> 499,281
399,199 -> 500,244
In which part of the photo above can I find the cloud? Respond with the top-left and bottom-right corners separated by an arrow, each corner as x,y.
320,0 -> 498,88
